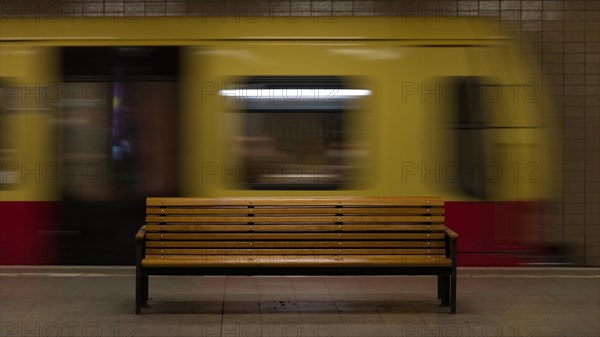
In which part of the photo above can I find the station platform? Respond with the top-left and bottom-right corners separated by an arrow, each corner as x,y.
1,266 -> 598,337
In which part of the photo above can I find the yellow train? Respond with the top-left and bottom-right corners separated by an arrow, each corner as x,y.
0,17 -> 559,265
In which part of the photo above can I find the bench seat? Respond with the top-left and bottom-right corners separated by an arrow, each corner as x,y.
142,255 -> 453,268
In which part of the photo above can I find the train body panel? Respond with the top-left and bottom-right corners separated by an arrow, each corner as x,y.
0,17 -> 559,265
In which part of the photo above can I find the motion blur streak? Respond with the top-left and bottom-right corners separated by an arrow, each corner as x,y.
0,17 -> 560,265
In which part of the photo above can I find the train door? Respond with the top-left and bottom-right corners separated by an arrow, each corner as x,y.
459,44 -> 548,265
57,46 -> 180,264
400,43 -> 548,265
0,44 -> 60,264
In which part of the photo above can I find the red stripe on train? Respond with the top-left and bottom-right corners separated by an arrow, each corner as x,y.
445,201 -> 545,266
0,200 -> 546,266
0,201 -> 61,264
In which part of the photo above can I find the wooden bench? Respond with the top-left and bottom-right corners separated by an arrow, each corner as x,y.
135,197 -> 458,314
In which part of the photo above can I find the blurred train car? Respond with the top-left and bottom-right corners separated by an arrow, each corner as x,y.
0,17 -> 559,265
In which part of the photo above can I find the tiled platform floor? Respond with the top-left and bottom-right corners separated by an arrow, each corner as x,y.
1,266 -> 598,337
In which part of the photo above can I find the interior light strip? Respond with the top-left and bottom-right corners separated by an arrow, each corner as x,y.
219,89 -> 371,99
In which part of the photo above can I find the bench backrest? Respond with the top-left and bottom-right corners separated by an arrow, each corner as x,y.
143,197 -> 446,261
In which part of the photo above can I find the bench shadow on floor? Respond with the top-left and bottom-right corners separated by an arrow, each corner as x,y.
138,299 -> 448,315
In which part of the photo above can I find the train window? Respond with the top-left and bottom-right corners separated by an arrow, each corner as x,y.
221,76 -> 370,190
0,79 -> 20,189
453,77 -> 489,199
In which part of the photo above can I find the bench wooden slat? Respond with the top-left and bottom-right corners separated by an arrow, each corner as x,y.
147,197 -> 444,207
144,224 -> 446,232
146,233 -> 445,240
146,207 -> 444,215
142,254 -> 452,267
145,241 -> 446,248
146,248 -> 446,255
145,215 -> 445,223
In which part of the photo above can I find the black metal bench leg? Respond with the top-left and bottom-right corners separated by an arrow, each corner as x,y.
441,275 -> 449,307
142,275 -> 149,305
437,275 -> 442,299
135,271 -> 142,314
450,270 -> 457,313
135,229 -> 146,314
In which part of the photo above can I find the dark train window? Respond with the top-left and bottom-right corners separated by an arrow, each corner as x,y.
0,79 -> 20,189
221,76 -> 370,190
453,77 -> 488,199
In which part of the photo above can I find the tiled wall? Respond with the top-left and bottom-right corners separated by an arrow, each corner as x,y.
2,0 -> 599,265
